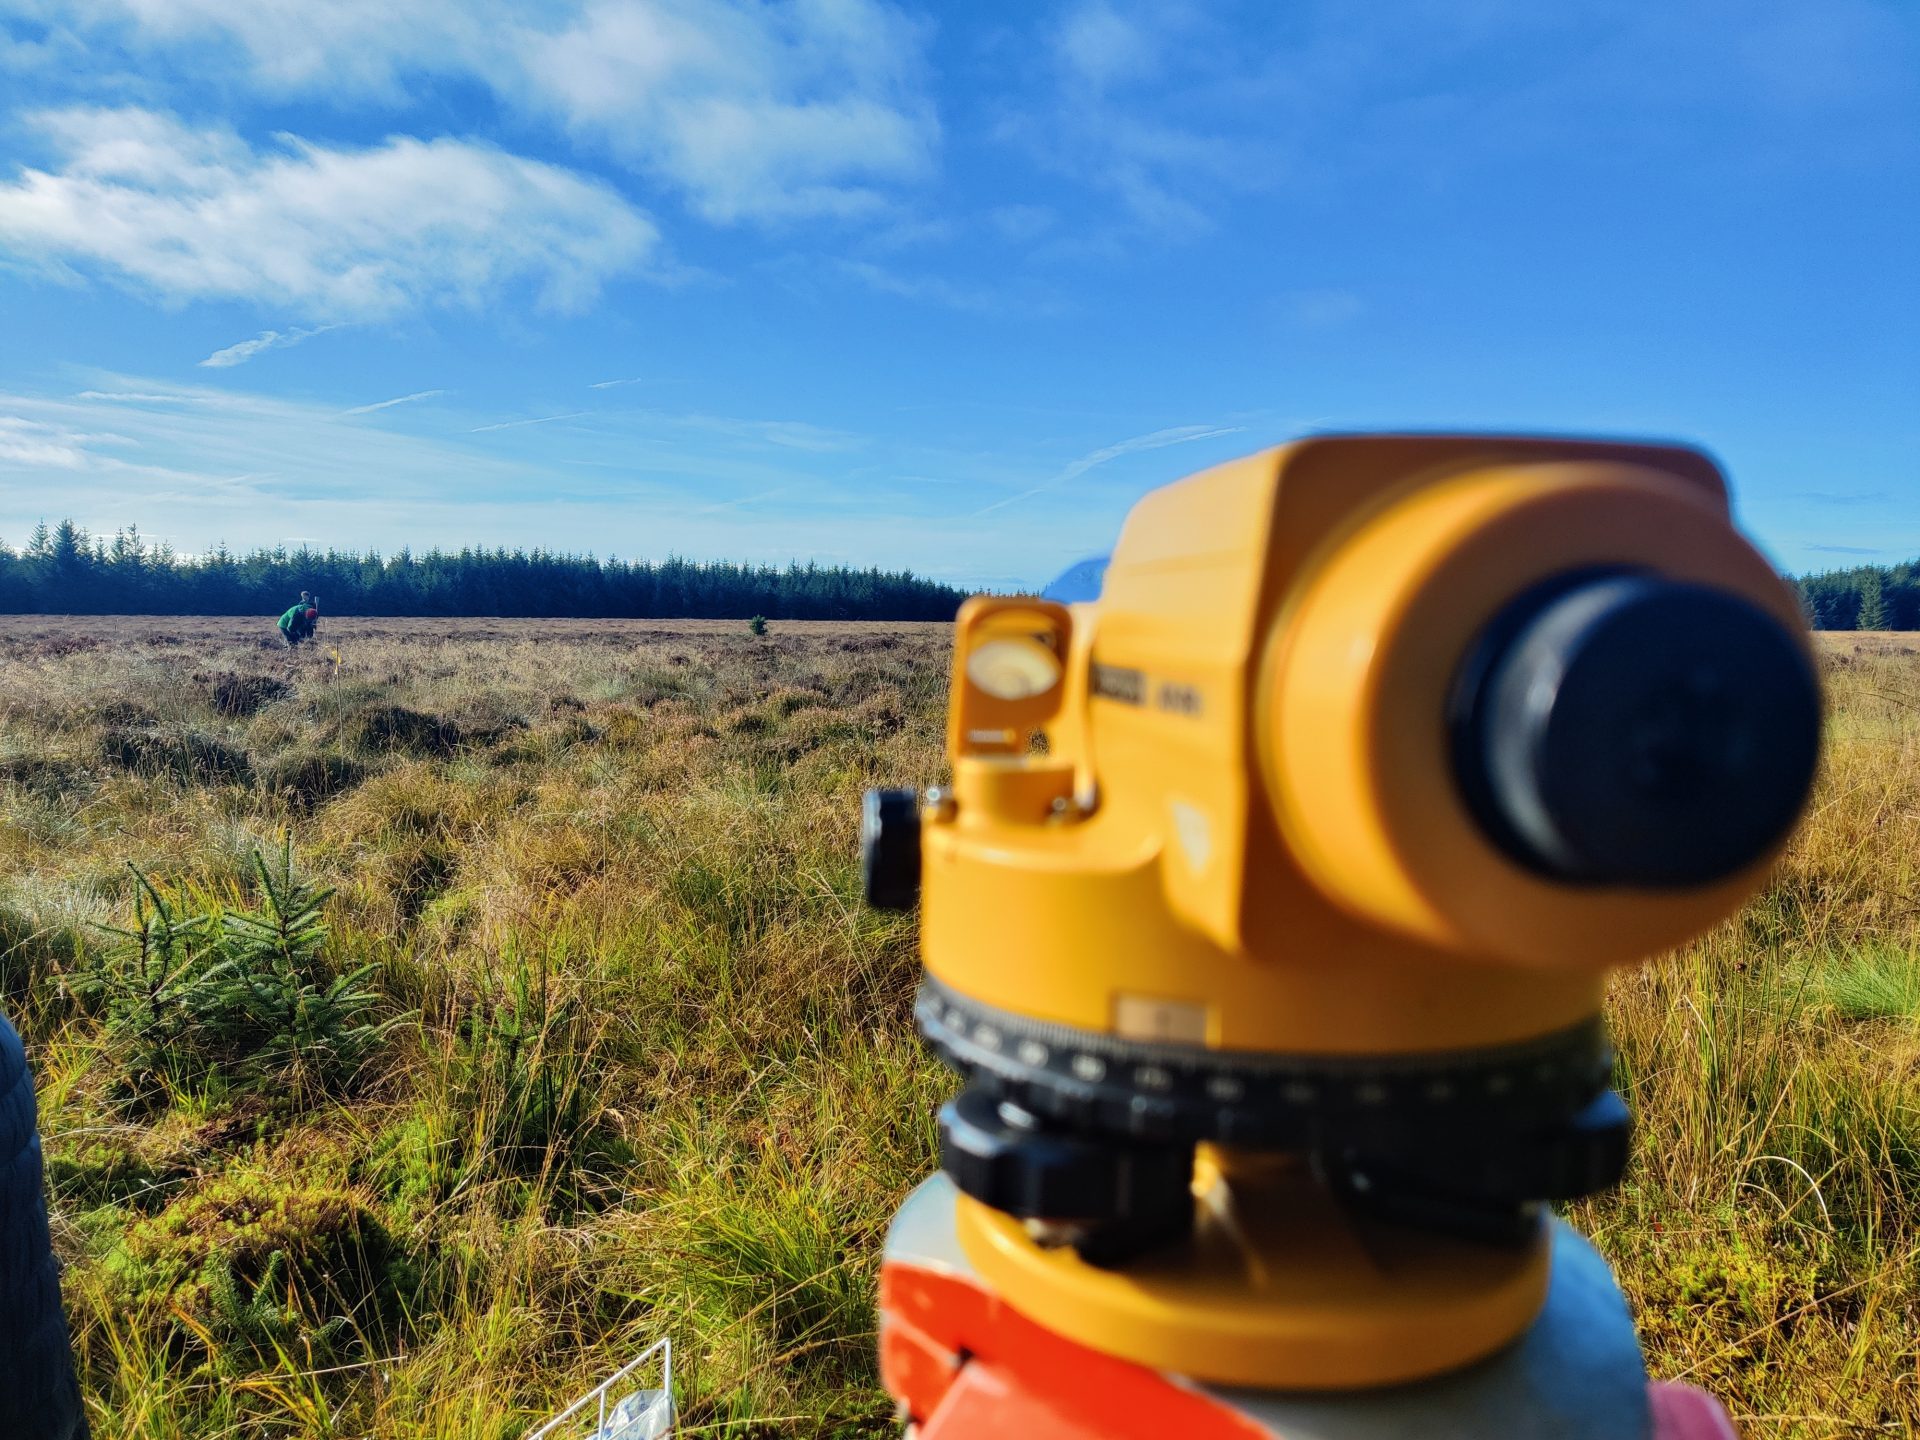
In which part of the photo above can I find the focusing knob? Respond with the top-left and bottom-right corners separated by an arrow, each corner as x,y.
860,787 -> 922,911
1453,573 -> 1820,886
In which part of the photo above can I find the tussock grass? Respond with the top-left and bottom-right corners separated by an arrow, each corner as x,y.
1574,639 -> 1920,1434
5,619 -> 944,1438
1,618 -> 1913,1436
1810,943 -> 1920,1024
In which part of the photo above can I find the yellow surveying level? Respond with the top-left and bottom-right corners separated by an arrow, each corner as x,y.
864,434 -> 1819,1436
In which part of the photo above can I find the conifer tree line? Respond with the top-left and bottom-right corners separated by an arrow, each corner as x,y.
0,521 -> 966,620
7,517 -> 1909,628
1795,563 -> 1920,631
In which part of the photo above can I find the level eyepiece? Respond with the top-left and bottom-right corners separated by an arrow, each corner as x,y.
1452,572 -> 1821,887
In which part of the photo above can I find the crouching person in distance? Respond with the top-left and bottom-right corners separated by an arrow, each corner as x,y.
277,592 -> 319,647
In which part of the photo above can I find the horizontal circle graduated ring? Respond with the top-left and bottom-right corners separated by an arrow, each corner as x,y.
1261,460 -> 1813,969
914,976 -> 1614,1151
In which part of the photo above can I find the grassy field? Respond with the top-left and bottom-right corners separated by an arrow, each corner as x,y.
0,615 -> 1914,1437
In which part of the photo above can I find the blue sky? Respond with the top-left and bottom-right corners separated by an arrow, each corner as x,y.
0,1 -> 1915,590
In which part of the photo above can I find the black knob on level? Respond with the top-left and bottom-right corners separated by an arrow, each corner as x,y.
860,787 -> 922,911
1453,572 -> 1821,886
939,1085 -> 1193,1264
1330,1090 -> 1633,1246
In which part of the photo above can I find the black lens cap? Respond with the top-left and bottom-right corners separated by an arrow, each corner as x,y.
1455,573 -> 1821,886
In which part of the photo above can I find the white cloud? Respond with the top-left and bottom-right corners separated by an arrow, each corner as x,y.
1056,1 -> 1156,91
74,389 -> 200,403
342,389 -> 446,416
471,411 -> 590,434
519,0 -> 935,221
988,2 -> 1250,241
199,324 -> 340,367
694,485 -> 790,514
1014,1 -> 1920,244
973,422 -> 1245,517
0,16 -> 82,75
0,375 -> 1021,582
0,415 -> 100,469
836,259 -> 1005,314
0,107 -> 660,319
656,410 -> 865,453
38,0 -> 938,224
48,0 -> 506,93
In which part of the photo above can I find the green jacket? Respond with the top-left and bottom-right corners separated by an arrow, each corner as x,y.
278,604 -> 309,631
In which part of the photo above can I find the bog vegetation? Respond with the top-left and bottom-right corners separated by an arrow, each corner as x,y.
0,616 -> 1914,1437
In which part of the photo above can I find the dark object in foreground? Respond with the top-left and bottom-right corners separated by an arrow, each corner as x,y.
0,1010 -> 88,1440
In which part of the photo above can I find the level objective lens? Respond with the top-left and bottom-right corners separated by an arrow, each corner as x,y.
1453,573 -> 1821,887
